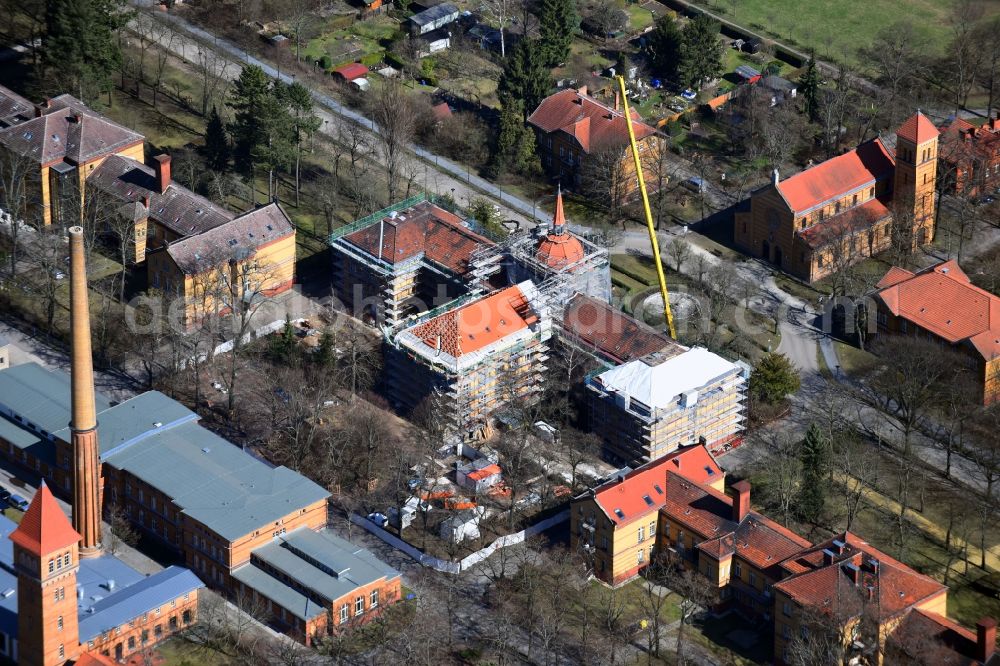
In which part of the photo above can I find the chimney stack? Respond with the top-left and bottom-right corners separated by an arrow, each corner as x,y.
731,480 -> 750,522
771,168 -> 780,186
68,227 -> 103,558
845,562 -> 861,585
154,154 -> 172,194
978,618 -> 997,663
614,90 -> 620,112
578,85 -> 588,96
34,100 -> 51,117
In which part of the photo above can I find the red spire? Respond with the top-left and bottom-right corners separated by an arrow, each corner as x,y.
9,482 -> 81,556
896,111 -> 938,145
553,185 -> 566,233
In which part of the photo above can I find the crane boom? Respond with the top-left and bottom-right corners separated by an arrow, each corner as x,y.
616,75 -> 677,339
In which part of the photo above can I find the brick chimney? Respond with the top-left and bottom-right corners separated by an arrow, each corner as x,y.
989,114 -> 1000,132
578,85 -> 588,96
978,618 -> 997,663
154,154 -> 171,194
34,100 -> 51,117
614,90 -> 620,112
731,480 -> 750,522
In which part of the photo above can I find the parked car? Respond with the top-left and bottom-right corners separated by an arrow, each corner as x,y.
682,176 -> 706,193
8,494 -> 29,511
0,489 -> 11,504
978,194 -> 996,205
367,512 -> 388,527
681,89 -> 697,101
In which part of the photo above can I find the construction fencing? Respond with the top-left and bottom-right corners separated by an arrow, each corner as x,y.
351,509 -> 569,574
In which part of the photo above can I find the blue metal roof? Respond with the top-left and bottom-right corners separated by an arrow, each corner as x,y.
77,566 -> 204,642
0,516 -> 204,645
0,364 -> 330,543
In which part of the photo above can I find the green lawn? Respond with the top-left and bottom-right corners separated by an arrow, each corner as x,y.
155,638 -> 236,666
696,0 -> 1000,66
301,15 -> 400,65
833,340 -> 878,376
623,2 -> 655,32
2,508 -> 23,524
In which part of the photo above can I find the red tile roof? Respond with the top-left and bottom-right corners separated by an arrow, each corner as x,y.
774,532 -> 947,622
89,154 -> 233,237
332,63 -> 368,81
797,196 -> 891,249
9,482 -> 81,556
896,111 -> 940,145
0,96 -> 142,165
408,284 -> 537,357
431,102 -> 452,121
562,294 -> 684,364
344,201 -> 493,275
527,88 -> 656,155
776,139 -> 895,214
0,84 -> 32,125
660,472 -> 811,574
165,202 -> 294,275
590,445 -> 722,527
888,609 -> 988,666
876,260 -> 1000,360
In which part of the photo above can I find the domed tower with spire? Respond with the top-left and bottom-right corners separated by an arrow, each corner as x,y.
507,187 -> 611,303
535,187 -> 586,270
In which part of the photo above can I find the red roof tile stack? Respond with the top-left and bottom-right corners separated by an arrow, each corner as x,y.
408,284 -> 536,357
344,201 -> 493,275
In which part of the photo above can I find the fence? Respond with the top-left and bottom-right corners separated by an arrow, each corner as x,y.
351,509 -> 570,573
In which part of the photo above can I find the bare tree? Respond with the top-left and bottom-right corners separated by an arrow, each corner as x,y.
105,502 -> 139,554
0,149 -> 38,276
368,79 -> 418,202
480,0 -> 515,57
666,237 -> 691,273
579,147 -> 630,220
195,46 -> 231,117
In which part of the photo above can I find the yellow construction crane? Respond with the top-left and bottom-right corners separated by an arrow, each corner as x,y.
616,75 -> 677,339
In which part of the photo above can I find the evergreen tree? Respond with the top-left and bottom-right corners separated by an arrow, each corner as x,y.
316,330 -> 336,369
227,65 -> 271,179
538,0 -> 577,68
677,14 -> 724,90
749,352 -> 801,405
797,424 -> 830,523
204,106 -> 231,172
646,14 -> 683,80
279,82 -> 321,207
490,95 -> 538,176
799,55 -> 821,123
44,0 -> 131,102
497,39 -> 552,121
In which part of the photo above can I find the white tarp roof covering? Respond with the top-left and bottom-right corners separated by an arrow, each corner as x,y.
596,347 -> 738,410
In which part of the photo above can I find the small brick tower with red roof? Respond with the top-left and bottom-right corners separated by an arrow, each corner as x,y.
10,482 -> 82,666
893,111 -> 940,249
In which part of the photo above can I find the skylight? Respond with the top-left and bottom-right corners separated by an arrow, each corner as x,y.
614,509 -> 625,519
653,484 -> 663,495
643,495 -> 653,506
704,466 -> 715,475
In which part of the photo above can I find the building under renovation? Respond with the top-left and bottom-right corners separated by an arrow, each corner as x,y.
507,189 -> 611,303
328,195 -> 501,328
586,347 -> 749,466
384,281 -> 552,441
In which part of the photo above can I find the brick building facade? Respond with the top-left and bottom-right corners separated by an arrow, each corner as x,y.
734,112 -> 938,282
